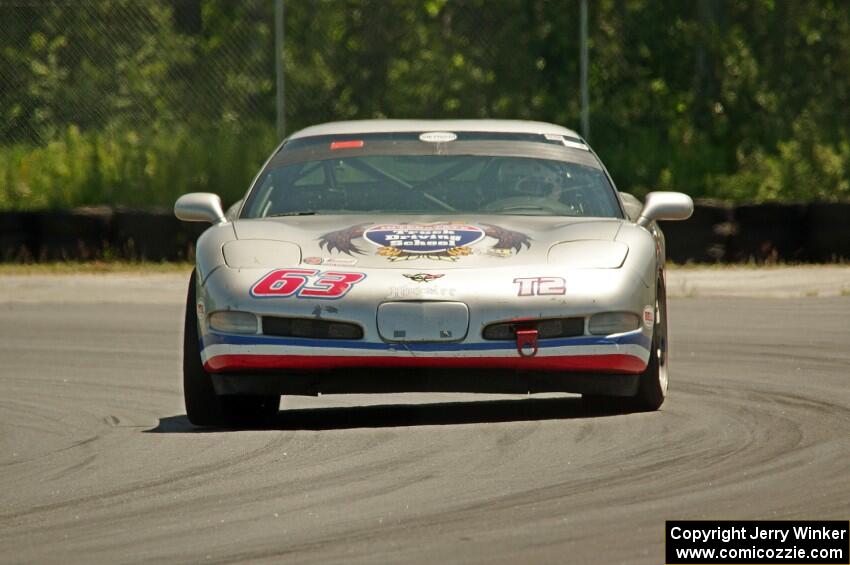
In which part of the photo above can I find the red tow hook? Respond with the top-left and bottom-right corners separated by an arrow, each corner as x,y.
515,328 -> 539,358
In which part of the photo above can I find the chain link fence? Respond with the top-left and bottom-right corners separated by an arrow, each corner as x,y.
0,0 -> 555,146
3,0 -> 561,209
0,0 -> 274,145
3,1 -> 850,211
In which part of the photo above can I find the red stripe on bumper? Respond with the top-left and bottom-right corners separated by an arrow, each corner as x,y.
203,354 -> 647,374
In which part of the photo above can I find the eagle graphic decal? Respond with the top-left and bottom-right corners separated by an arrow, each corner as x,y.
481,223 -> 532,253
317,223 -> 371,256
319,222 -> 531,262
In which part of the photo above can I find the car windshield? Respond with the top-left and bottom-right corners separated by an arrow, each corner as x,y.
240,132 -> 622,218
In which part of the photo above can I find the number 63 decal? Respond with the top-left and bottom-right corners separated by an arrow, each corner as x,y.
251,269 -> 366,299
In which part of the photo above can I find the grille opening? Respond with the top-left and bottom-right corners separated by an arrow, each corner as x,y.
482,317 -> 585,340
262,316 -> 363,340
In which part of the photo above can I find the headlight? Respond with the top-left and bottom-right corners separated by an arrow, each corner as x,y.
547,241 -> 628,268
208,311 -> 258,334
588,312 -> 640,335
222,240 -> 301,269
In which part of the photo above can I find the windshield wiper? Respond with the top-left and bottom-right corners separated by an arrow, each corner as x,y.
267,211 -> 317,217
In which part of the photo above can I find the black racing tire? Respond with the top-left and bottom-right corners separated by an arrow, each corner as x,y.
627,276 -> 668,411
183,270 -> 280,427
582,276 -> 669,412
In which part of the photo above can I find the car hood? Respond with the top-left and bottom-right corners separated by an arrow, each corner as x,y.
231,214 -> 625,270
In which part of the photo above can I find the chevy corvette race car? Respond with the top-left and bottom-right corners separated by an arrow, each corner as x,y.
175,120 -> 693,426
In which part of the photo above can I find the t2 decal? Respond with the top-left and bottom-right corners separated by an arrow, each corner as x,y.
513,276 -> 566,296
251,269 -> 366,299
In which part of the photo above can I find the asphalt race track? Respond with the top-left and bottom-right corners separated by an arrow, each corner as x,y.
1,277 -> 848,564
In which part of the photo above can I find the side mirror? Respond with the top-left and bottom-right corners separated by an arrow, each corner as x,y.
637,191 -> 694,227
174,193 -> 226,224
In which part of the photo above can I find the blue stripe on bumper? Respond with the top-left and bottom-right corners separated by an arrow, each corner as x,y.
201,330 -> 652,353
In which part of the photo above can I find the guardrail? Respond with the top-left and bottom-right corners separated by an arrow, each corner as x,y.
1,202 -> 849,263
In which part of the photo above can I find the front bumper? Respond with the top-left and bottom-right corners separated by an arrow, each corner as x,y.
200,329 -> 651,374
197,262 -> 657,386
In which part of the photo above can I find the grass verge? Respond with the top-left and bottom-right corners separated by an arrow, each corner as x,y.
0,261 -> 193,275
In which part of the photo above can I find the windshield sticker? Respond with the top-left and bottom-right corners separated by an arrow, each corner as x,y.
419,131 -> 457,143
543,133 -> 589,151
330,140 -> 364,150
319,222 -> 530,262
562,139 -> 590,151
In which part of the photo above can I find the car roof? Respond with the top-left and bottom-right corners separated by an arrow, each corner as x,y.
288,119 -> 581,141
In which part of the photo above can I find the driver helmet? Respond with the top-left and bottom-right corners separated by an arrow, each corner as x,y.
497,159 -> 564,197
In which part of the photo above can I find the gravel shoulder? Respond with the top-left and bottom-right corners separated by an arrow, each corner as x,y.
667,265 -> 850,298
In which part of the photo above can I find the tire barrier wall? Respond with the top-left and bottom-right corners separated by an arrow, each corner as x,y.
0,202 -> 848,263
0,207 -> 205,262
660,201 -> 850,263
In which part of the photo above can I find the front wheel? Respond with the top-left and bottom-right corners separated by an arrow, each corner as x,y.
583,276 -> 669,412
629,277 -> 668,411
183,270 -> 280,427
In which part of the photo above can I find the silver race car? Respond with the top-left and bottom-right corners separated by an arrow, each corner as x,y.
175,120 -> 693,426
